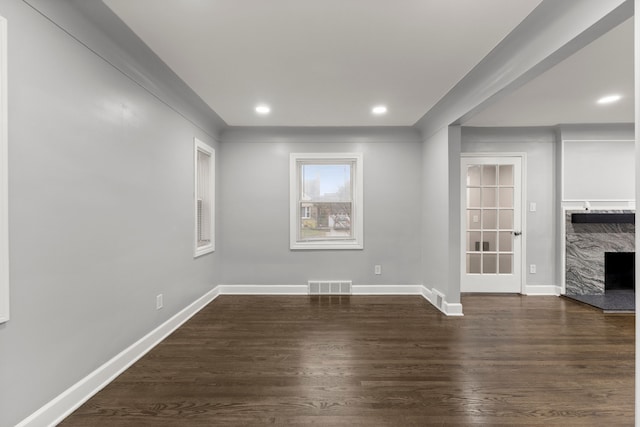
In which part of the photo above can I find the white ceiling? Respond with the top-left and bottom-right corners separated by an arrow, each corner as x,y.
464,17 -> 634,127
103,0 -> 632,128
103,0 -> 543,127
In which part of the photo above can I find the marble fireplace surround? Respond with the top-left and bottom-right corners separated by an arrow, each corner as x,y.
565,210 -> 635,295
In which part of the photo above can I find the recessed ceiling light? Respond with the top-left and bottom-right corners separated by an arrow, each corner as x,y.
255,104 -> 271,114
597,94 -> 622,105
372,105 -> 387,115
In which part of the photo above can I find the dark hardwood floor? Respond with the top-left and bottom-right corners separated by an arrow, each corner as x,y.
61,295 -> 634,426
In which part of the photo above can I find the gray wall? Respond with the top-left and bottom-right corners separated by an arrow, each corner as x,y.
461,126 -> 557,290
421,126 -> 461,302
0,2 -> 222,425
559,123 -> 635,202
461,124 -> 635,292
219,127 -> 423,286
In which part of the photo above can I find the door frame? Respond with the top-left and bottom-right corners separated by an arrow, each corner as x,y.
460,152 -> 527,294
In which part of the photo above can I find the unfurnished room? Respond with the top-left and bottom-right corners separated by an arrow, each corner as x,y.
0,1 -> 637,426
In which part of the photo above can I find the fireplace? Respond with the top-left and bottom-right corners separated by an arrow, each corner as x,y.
565,210 -> 635,295
604,252 -> 635,291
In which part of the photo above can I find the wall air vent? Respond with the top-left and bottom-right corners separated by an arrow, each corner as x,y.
432,288 -> 445,310
308,280 -> 352,295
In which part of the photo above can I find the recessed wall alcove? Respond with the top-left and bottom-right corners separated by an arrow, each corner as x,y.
565,210 -> 635,296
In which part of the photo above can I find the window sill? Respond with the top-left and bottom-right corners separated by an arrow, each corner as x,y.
290,241 -> 363,250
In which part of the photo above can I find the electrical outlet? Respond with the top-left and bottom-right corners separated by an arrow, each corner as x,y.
374,265 -> 382,275
529,264 -> 536,274
156,294 -> 163,310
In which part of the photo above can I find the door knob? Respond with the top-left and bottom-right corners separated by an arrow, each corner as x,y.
513,231 -> 522,236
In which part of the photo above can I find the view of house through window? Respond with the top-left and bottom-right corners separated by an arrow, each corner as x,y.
290,153 -> 363,250
300,163 -> 353,240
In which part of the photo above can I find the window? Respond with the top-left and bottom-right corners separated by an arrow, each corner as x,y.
0,15 -> 7,323
290,153 -> 363,250
194,138 -> 215,257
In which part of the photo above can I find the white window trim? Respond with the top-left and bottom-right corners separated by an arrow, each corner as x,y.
290,152 -> 363,250
194,138 -> 215,257
0,16 -> 8,323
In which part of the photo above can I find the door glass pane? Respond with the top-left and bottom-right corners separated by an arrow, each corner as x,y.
467,254 -> 481,274
467,231 -> 481,251
499,165 -> 513,185
483,231 -> 497,251
482,165 -> 497,185
483,254 -> 497,274
467,209 -> 481,230
499,231 -> 513,252
499,254 -> 513,274
482,188 -> 497,207
467,188 -> 481,207
499,210 -> 513,229
499,188 -> 513,208
467,166 -> 481,186
482,209 -> 497,229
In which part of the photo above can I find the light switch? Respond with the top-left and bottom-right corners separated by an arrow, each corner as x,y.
529,202 -> 537,212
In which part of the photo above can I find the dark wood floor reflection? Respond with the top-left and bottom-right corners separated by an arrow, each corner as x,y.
61,295 -> 634,426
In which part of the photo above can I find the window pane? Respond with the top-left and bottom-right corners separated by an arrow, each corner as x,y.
499,187 -> 513,208
467,254 -> 481,274
499,231 -> 513,252
499,165 -> 513,186
483,231 -> 497,251
467,165 -> 481,186
467,231 -> 481,251
499,210 -> 514,229
196,149 -> 211,247
482,209 -> 497,229
301,164 -> 352,202
482,188 -> 497,207
299,202 -> 352,240
467,188 -> 481,207
499,254 -> 513,274
484,254 -> 497,274
482,165 -> 497,185
467,209 -> 481,230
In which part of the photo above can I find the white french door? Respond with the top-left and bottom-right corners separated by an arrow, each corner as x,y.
461,155 -> 523,293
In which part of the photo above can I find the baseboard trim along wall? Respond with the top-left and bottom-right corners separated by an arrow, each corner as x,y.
522,284 -> 561,296
216,284 -> 308,294
16,287 -> 221,427
18,283 -> 464,426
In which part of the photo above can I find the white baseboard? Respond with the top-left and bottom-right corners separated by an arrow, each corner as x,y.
217,284 -> 307,294
442,302 -> 464,316
17,287 -> 221,427
523,284 -> 561,296
217,284 -> 425,295
352,284 -> 423,295
420,285 -> 433,301
426,287 -> 464,316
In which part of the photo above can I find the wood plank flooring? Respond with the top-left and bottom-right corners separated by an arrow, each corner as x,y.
60,295 -> 634,426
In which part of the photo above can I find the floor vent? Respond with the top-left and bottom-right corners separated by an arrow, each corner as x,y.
308,280 -> 352,295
